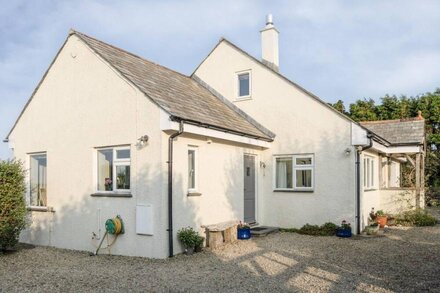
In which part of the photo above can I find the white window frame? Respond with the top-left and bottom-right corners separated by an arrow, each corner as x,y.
28,152 -> 47,207
187,146 -> 199,193
363,155 -> 376,190
273,154 -> 314,191
236,70 -> 252,100
96,146 -> 131,193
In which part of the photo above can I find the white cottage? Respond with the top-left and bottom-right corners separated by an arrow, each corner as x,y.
4,16 -> 425,258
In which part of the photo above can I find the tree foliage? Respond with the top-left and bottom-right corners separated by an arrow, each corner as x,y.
332,89 -> 440,197
0,160 -> 27,250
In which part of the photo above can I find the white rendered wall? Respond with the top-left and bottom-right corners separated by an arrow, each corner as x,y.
194,41 -> 357,229
9,35 -> 168,258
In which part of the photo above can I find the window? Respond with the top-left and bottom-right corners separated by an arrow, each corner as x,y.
363,156 -> 375,189
274,154 -> 314,191
97,147 -> 130,192
237,72 -> 250,98
188,147 -> 198,192
30,153 -> 47,206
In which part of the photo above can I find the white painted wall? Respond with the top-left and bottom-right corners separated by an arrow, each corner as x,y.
167,133 -> 262,254
9,35 -> 168,258
194,41 -> 357,229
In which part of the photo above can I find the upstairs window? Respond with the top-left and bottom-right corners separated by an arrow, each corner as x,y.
30,153 -> 47,206
274,154 -> 314,191
97,147 -> 130,192
237,71 -> 251,98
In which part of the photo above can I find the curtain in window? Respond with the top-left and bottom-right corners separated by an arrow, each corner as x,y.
276,160 -> 287,188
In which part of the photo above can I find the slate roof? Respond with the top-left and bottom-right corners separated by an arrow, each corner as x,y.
73,31 -> 274,141
360,118 -> 425,145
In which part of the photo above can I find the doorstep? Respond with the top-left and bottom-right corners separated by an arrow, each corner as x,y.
250,226 -> 279,237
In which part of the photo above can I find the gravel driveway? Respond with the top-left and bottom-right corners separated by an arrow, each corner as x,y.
1,225 -> 439,292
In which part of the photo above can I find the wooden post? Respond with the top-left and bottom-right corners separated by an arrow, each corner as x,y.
415,153 -> 421,208
378,154 -> 383,189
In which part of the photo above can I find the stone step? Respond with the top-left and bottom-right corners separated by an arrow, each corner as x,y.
250,226 -> 279,237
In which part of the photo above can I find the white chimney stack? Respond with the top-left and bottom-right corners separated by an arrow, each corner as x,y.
260,14 -> 279,71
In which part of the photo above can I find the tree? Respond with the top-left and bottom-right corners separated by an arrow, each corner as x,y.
331,100 -> 346,114
0,160 -> 27,250
348,98 -> 378,121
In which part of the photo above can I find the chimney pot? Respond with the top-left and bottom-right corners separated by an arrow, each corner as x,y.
266,14 -> 273,25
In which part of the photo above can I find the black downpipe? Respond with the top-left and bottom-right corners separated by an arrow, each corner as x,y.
167,121 -> 184,257
355,134 -> 373,234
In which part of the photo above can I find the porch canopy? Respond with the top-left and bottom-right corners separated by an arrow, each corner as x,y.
360,112 -> 426,207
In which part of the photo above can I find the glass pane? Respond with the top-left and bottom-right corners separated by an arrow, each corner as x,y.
238,73 -> 250,97
188,150 -> 195,189
371,160 -> 375,187
296,157 -> 312,165
116,149 -> 130,159
276,157 -> 293,188
296,169 -> 312,188
116,165 -> 130,190
366,159 -> 370,188
30,154 -> 47,206
98,149 -> 113,191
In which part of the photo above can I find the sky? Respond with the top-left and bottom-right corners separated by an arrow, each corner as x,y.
1,0 -> 439,159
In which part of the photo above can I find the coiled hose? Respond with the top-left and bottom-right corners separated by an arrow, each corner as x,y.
94,215 -> 124,255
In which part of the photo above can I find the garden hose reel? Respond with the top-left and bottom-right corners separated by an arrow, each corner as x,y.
94,215 -> 124,255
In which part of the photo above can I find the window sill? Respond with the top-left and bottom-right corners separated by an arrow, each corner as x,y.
90,192 -> 132,198
27,206 -> 55,212
364,188 -> 377,192
274,189 -> 314,193
235,96 -> 252,102
187,192 -> 202,197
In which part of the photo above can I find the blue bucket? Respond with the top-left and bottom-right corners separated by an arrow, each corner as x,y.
237,228 -> 251,240
336,228 -> 352,238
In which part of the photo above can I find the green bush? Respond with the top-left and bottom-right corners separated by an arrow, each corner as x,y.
177,227 -> 199,248
0,160 -> 27,250
396,209 -> 437,227
281,222 -> 338,236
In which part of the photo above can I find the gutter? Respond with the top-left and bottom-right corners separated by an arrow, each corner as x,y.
355,133 -> 373,234
169,116 -> 273,142
167,120 -> 184,258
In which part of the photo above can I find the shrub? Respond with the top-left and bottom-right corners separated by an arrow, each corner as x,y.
177,227 -> 199,248
395,209 -> 437,227
0,160 -> 27,250
282,222 -> 338,236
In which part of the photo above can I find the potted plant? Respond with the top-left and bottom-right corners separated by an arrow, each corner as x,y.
194,235 -> 205,253
336,220 -> 352,237
177,227 -> 198,255
237,221 -> 251,240
365,222 -> 380,235
375,210 -> 388,228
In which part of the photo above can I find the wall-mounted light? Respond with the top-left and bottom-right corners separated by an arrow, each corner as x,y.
260,161 -> 266,168
345,148 -> 352,156
138,135 -> 149,146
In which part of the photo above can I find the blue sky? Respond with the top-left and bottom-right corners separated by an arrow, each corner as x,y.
1,0 -> 439,159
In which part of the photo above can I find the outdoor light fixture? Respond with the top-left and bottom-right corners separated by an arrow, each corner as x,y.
345,148 -> 352,156
138,135 -> 149,146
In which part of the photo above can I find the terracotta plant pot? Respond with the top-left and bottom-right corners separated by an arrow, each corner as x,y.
376,216 -> 388,228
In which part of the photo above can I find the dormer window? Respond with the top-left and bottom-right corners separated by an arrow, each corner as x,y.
237,71 -> 251,99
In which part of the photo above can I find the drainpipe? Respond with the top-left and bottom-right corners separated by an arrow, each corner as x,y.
355,134 -> 373,234
167,120 -> 184,257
